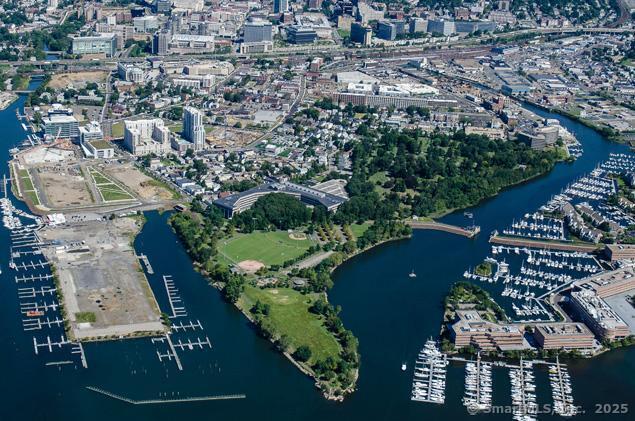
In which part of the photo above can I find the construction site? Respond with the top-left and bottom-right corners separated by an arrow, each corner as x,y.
10,142 -> 177,215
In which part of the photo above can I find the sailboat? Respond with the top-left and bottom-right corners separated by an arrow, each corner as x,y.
409,270 -> 417,278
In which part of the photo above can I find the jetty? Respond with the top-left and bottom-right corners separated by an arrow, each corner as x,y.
408,220 -> 480,238
85,386 -> 246,405
489,233 -> 599,252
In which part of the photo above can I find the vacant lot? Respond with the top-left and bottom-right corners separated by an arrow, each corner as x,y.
238,286 -> 340,364
48,71 -> 108,89
35,165 -> 94,207
217,231 -> 314,267
106,164 -> 178,201
39,217 -> 164,340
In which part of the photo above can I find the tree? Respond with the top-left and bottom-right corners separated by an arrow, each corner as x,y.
294,345 -> 312,362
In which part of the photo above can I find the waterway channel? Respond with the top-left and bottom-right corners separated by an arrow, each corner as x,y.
0,86 -> 632,420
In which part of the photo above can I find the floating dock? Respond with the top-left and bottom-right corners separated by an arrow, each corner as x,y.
85,386 -> 246,405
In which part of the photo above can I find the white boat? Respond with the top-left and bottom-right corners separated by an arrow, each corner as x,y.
409,270 -> 416,278
401,363 -> 407,371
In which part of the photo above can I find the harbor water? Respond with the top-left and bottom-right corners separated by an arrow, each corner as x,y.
0,86 -> 633,420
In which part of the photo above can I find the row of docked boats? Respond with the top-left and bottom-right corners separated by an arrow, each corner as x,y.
411,340 -> 447,404
463,359 -> 492,412
1,197 -> 23,230
510,361 -> 538,421
549,363 -> 577,417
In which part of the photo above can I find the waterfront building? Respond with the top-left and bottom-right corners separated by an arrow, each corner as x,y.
183,106 -> 206,151
569,288 -> 630,341
71,33 -> 117,57
533,323 -> 595,350
449,310 -> 526,351
123,119 -> 171,156
214,181 -> 348,218
604,244 -> 635,262
43,114 -> 79,141
286,26 -> 317,44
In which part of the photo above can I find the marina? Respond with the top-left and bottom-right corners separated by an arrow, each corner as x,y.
549,357 -> 577,417
462,353 -> 492,412
509,359 -> 538,421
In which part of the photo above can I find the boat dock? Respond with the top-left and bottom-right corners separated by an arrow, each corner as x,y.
463,353 -> 492,412
549,356 -> 576,416
411,340 -> 447,404
171,336 -> 212,351
489,233 -> 599,252
33,335 -> 71,355
163,275 -> 187,318
85,386 -> 246,405
22,316 -> 64,331
15,273 -> 54,283
171,319 -> 203,332
165,334 -> 183,371
137,254 -> 154,274
509,359 -> 538,421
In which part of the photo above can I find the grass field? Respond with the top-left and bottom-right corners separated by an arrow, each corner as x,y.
110,122 -> 124,138
238,286 -> 340,364
18,168 -> 40,205
89,168 -> 135,202
217,231 -> 314,266
350,222 -> 371,239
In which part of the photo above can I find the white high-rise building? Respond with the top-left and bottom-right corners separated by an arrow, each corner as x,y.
183,106 -> 206,151
124,119 -> 171,156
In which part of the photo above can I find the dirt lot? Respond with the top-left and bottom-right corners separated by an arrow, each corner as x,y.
34,165 -> 94,207
39,217 -> 164,340
105,164 -> 174,201
48,71 -> 109,89
206,126 -> 261,148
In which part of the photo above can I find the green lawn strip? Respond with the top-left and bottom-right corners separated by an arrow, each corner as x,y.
218,231 -> 314,266
24,189 -> 40,205
349,222 -> 372,239
238,286 -> 341,364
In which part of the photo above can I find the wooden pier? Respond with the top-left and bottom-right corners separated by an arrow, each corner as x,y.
85,386 -> 246,405
408,220 -> 480,238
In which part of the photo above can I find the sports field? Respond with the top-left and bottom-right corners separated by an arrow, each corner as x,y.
217,230 -> 314,267
238,286 -> 340,364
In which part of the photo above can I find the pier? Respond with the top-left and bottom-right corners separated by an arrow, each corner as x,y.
18,286 -> 56,297
15,273 -> 54,283
137,254 -> 154,274
33,335 -> 70,355
165,334 -> 183,371
489,234 -> 599,252
85,386 -> 246,405
549,357 -> 576,416
22,316 -> 64,331
163,275 -> 187,318
172,336 -> 212,351
463,353 -> 492,412
411,340 -> 447,404
171,319 -> 203,332
408,220 -> 480,238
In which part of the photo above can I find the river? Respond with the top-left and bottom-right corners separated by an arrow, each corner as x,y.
0,87 -> 632,420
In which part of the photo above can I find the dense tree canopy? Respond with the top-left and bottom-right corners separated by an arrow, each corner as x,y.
232,193 -> 312,231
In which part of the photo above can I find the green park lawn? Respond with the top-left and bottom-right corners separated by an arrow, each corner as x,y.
89,168 -> 134,201
217,230 -> 314,266
238,286 -> 340,364
349,222 -> 371,239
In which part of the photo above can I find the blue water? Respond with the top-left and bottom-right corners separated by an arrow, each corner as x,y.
0,87 -> 633,420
